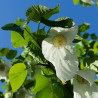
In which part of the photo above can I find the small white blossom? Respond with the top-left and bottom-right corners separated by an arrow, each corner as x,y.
5,92 -> 12,98
73,69 -> 98,98
42,26 -> 79,82
0,62 -> 11,81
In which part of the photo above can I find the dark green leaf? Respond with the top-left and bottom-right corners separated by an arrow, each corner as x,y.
6,50 -> 17,59
34,27 -> 47,44
83,33 -> 89,39
79,23 -> 90,33
0,48 -> 9,56
1,23 -> 24,38
33,72 -> 50,93
26,4 -> 59,22
41,17 -> 75,28
91,33 -> 98,40
73,35 -> 83,43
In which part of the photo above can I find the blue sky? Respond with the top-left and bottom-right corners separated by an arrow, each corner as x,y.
0,0 -> 98,92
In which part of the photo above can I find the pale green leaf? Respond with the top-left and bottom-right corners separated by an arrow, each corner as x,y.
73,0 -> 79,5
94,42 -> 98,54
33,72 -> 50,93
9,63 -> 27,92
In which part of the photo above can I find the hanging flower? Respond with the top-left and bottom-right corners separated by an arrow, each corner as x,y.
42,26 -> 79,82
16,88 -> 34,98
73,69 -> 98,98
0,62 -> 11,81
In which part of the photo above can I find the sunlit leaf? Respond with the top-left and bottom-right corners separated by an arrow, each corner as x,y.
73,0 -> 79,5
9,63 -> 27,92
76,44 -> 85,56
33,72 -> 50,93
79,23 -> 90,33
94,42 -> 98,54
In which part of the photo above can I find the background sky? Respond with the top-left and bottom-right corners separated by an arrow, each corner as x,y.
0,0 -> 98,92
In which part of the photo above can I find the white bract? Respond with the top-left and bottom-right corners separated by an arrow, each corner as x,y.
73,69 -> 98,98
0,62 -> 11,81
5,92 -> 12,98
42,26 -> 79,82
81,0 -> 94,5
16,88 -> 34,98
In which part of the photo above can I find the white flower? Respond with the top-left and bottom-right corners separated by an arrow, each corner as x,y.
42,26 -> 79,82
5,92 -> 12,98
0,62 -> 11,81
81,0 -> 94,5
73,69 -> 98,98
16,88 -> 34,98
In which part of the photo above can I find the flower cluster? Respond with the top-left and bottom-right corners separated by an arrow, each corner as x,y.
42,26 -> 98,97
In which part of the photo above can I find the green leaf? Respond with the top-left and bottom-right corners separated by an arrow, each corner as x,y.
95,0 -> 98,8
79,23 -> 90,33
89,61 -> 98,73
1,23 -> 24,38
24,26 -> 40,49
41,17 -> 75,28
83,33 -> 89,39
73,35 -> 83,43
36,83 -> 66,98
15,18 -> 24,23
80,0 -> 94,7
6,50 -> 17,59
94,42 -> 98,54
9,63 -> 27,92
0,48 -> 9,56
26,4 -> 59,22
91,33 -> 98,40
11,31 -> 26,48
41,66 -> 55,76
82,39 -> 89,47
73,0 -> 79,5
33,72 -> 50,93
76,44 -> 85,56
11,22 -> 35,48
34,27 -> 47,44
83,57 -> 95,67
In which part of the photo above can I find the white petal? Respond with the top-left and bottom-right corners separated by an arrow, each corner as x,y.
42,39 -> 79,81
77,69 -> 95,86
50,26 -> 78,43
73,76 -> 98,98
